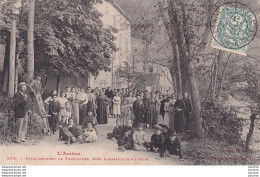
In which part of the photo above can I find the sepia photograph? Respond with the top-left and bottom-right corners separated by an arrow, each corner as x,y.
0,0 -> 259,167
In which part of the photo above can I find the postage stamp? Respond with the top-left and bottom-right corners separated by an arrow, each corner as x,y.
211,2 -> 257,55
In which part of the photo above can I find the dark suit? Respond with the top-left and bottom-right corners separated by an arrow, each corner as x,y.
13,91 -> 29,119
13,91 -> 30,142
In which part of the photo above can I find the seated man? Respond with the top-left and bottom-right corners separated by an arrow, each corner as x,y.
107,119 -> 123,140
117,127 -> 133,151
58,118 -> 82,145
146,125 -> 165,154
165,130 -> 184,159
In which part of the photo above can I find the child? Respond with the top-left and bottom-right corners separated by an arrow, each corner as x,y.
82,110 -> 98,134
48,95 -> 61,134
117,127 -> 133,151
148,125 -> 165,154
60,102 -> 72,124
133,123 -> 147,151
122,120 -> 134,138
107,119 -> 123,140
82,122 -> 97,143
164,130 -> 184,159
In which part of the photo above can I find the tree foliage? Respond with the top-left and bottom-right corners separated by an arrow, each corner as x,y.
0,0 -> 118,78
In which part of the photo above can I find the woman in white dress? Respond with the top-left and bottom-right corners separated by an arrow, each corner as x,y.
71,87 -> 79,126
163,97 -> 171,127
112,92 -> 121,118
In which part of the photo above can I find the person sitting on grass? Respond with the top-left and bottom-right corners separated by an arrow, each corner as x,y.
164,130 -> 184,159
133,123 -> 148,151
107,119 -> 123,140
117,127 -> 133,151
58,119 -> 82,146
159,124 -> 170,142
82,122 -> 97,143
146,125 -> 165,154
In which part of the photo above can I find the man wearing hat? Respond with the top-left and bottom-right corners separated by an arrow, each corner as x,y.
146,124 -> 165,153
164,130 -> 184,159
13,82 -> 31,143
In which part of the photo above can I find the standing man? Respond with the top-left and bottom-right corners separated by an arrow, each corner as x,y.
13,82 -> 31,143
28,75 -> 51,135
183,92 -> 192,131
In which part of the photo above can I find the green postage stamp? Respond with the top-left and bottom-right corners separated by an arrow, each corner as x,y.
212,4 -> 257,55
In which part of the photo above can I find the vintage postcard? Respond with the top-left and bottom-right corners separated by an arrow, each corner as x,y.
0,0 -> 259,166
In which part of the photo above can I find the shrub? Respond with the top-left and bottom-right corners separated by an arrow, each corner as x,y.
201,98 -> 244,145
0,96 -> 15,144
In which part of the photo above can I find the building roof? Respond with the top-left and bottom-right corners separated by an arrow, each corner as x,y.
107,0 -> 132,23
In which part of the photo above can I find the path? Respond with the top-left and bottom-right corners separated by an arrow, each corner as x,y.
32,117 -> 190,165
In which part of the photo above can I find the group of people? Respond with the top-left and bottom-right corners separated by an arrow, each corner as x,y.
107,120 -> 184,159
12,75 -> 192,149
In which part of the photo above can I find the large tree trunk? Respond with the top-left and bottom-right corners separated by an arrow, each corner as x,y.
169,0 -> 204,138
170,66 -> 177,94
245,113 -> 257,150
158,0 -> 182,95
1,36 -> 10,93
8,17 -> 17,98
216,53 -> 231,98
27,0 -> 35,83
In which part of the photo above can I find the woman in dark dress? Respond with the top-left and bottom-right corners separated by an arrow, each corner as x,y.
174,94 -> 186,134
143,94 -> 151,127
150,92 -> 157,127
96,90 -> 108,124
133,95 -> 144,125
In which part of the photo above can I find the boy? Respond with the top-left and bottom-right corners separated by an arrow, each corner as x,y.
164,131 -> 184,159
48,95 -> 61,134
60,102 -> 72,124
149,125 -> 165,153
133,123 -> 147,151
82,110 -> 98,134
117,127 -> 133,151
122,120 -> 134,135
107,119 -> 123,140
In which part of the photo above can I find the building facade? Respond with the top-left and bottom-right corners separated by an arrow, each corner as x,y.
89,1 -> 132,89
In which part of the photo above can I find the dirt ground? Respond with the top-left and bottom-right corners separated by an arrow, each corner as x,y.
1,116 -> 190,165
